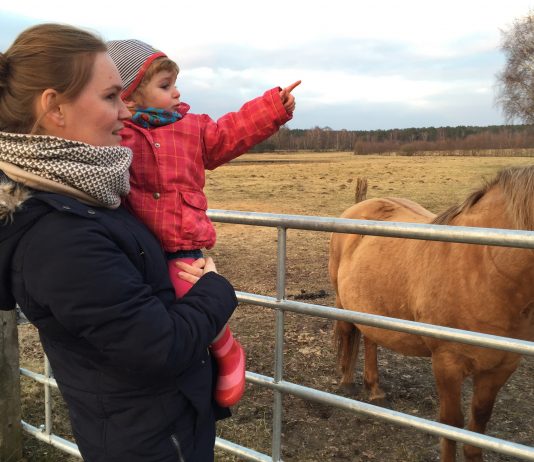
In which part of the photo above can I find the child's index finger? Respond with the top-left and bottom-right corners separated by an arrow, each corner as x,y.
284,80 -> 301,94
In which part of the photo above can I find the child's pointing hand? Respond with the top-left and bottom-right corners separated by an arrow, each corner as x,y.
280,80 -> 301,114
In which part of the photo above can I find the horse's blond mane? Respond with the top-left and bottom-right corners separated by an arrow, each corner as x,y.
432,165 -> 534,230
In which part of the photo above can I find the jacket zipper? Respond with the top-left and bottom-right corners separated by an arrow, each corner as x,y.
170,434 -> 186,462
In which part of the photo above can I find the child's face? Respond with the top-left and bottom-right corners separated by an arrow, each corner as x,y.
133,70 -> 180,112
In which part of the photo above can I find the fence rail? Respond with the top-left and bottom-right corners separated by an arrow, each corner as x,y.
14,209 -> 534,461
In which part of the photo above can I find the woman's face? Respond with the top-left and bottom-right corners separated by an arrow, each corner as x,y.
55,52 -> 131,146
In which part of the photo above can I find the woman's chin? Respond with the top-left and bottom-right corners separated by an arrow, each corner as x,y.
109,134 -> 123,145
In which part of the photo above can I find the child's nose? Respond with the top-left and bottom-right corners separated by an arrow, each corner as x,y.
173,87 -> 180,98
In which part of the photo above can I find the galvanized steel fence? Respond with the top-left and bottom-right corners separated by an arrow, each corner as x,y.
19,209 -> 534,461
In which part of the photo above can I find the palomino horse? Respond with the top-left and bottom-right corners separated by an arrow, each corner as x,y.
329,166 -> 534,462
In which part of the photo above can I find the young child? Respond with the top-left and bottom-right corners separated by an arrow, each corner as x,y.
107,39 -> 299,407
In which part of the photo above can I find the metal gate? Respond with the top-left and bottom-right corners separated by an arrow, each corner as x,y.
19,209 -> 534,461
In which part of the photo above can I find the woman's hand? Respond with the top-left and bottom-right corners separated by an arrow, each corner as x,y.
175,257 -> 218,285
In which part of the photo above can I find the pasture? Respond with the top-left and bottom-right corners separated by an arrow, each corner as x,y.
18,152 -> 534,461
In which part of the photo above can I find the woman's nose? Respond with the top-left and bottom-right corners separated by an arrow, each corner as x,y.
119,100 -> 132,120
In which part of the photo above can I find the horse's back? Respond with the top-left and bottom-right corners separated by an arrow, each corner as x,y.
340,196 -> 435,223
330,197 -> 435,285
330,196 -> 435,283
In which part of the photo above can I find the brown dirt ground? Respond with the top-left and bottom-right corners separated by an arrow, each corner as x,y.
18,153 -> 534,461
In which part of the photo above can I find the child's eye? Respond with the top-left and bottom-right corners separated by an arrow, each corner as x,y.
106,92 -> 117,100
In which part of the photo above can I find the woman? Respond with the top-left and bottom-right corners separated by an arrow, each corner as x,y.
0,23 -> 236,461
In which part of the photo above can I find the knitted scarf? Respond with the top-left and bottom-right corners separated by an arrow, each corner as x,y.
131,107 -> 182,129
0,132 -> 132,209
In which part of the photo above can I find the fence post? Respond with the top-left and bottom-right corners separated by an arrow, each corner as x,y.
0,310 -> 23,461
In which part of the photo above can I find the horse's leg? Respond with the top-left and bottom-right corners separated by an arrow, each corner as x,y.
432,352 -> 467,462
463,364 -> 517,462
363,336 -> 386,401
333,318 -> 361,393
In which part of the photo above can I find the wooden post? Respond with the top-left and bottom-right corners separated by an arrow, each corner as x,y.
0,309 -> 23,461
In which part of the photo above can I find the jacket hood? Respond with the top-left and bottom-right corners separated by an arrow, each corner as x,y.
0,175 -> 50,310
0,178 -> 32,222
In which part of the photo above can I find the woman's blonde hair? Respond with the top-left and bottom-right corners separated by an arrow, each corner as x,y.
0,23 -> 107,134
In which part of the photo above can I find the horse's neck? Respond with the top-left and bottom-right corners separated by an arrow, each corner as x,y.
452,187 -> 534,307
452,188 -> 512,229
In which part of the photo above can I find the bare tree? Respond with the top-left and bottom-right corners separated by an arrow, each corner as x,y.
495,12 -> 534,123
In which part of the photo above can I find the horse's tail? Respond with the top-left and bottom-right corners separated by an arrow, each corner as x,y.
334,319 -> 361,385
355,177 -> 368,203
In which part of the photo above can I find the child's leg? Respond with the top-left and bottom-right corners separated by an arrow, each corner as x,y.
167,257 -> 196,298
167,255 -> 246,407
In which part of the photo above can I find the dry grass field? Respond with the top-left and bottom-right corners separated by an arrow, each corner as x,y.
18,152 -> 534,461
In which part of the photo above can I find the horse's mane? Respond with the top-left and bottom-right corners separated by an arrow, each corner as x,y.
432,165 -> 534,230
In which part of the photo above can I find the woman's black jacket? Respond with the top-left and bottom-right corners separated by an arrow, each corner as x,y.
0,188 -> 237,461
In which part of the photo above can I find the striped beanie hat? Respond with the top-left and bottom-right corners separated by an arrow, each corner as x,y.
107,39 -> 166,100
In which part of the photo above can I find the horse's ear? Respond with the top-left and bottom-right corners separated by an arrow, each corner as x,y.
355,178 -> 368,203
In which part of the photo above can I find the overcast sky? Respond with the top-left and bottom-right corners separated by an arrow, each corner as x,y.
1,1 -> 533,130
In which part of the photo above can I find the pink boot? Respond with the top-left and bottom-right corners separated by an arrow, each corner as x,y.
209,325 -> 246,407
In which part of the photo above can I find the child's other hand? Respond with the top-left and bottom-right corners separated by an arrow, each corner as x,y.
280,80 -> 301,114
175,257 -> 218,284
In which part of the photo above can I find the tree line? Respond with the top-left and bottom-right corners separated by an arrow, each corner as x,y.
248,12 -> 534,157
251,124 -> 534,155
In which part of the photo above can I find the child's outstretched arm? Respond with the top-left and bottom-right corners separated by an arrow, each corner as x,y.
202,82 -> 301,169
279,80 -> 301,114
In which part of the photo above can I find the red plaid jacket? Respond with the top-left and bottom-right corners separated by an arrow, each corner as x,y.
122,87 -> 291,252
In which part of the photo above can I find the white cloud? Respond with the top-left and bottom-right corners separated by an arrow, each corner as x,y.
1,0 -> 534,129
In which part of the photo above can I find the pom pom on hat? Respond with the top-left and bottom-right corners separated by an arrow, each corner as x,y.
107,39 -> 166,100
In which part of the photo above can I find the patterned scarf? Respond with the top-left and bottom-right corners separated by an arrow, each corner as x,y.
0,132 -> 132,209
131,107 -> 182,129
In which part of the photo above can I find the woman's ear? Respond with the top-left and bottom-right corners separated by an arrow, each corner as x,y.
37,89 -> 65,128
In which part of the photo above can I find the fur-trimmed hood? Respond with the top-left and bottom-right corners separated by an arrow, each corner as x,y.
0,174 -> 51,310
0,176 -> 32,222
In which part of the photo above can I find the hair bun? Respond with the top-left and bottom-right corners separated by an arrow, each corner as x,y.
0,52 -> 9,83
